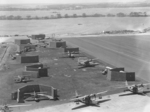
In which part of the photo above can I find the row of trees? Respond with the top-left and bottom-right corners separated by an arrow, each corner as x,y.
0,12 -> 148,20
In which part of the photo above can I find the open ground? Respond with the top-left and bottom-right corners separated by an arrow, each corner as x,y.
0,36 -> 142,112
0,35 -> 149,112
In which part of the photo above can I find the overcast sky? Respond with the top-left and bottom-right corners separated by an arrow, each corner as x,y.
1,0 -> 147,4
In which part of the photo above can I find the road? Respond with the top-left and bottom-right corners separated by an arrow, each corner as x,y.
63,35 -> 150,82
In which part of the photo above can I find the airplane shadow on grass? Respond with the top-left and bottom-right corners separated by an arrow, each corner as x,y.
72,99 -> 111,110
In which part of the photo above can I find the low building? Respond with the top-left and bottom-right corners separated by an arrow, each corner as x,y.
17,55 -> 39,63
49,41 -> 66,48
106,67 -> 135,81
22,63 -> 48,78
31,34 -> 45,40
15,39 -> 31,45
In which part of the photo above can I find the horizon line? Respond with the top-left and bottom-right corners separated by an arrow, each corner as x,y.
0,1 -> 148,5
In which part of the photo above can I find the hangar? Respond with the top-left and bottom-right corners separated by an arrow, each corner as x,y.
31,34 -> 45,40
22,63 -> 48,78
106,67 -> 135,81
16,55 -> 39,63
11,84 -> 58,103
15,39 -> 31,45
48,41 -> 66,48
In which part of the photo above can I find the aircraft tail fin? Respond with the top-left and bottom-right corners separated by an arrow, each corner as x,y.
73,90 -> 81,98
125,80 -> 128,87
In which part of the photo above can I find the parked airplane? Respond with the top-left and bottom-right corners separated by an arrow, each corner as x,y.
65,51 -> 76,59
0,104 -> 31,112
25,91 -> 53,102
119,81 -> 150,96
70,90 -> 110,109
14,75 -> 30,83
78,58 -> 99,68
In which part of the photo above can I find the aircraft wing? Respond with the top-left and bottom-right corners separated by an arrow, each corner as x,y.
91,90 -> 108,96
37,94 -> 53,99
70,91 -> 107,102
70,95 -> 87,102
24,92 -> 47,95
24,93 -> 34,95
137,83 -> 150,86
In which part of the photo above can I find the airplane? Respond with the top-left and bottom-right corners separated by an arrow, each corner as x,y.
25,91 -> 54,102
14,75 -> 30,83
70,90 -> 110,109
118,81 -> 150,96
77,57 -> 99,68
63,51 -> 76,59
0,104 -> 31,112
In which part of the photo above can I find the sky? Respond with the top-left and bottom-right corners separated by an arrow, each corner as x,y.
0,0 -> 147,5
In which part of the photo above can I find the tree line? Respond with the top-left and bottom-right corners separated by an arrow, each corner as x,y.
0,12 -> 148,20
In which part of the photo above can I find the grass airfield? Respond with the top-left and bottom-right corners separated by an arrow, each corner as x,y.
0,35 -> 149,112
0,36 -> 141,112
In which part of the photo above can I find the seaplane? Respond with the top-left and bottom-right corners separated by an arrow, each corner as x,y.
118,81 -> 150,96
25,91 -> 54,102
70,90 -> 110,109
0,104 -> 31,112
78,57 -> 99,68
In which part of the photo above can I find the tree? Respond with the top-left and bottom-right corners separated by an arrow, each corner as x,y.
107,13 -> 115,17
57,14 -> 62,18
64,14 -> 69,18
129,12 -> 139,17
50,15 -> 55,19
15,15 -> 22,20
7,15 -> 14,20
144,12 -> 147,17
93,13 -> 100,17
26,15 -> 31,20
34,16 -> 40,20
82,13 -> 87,17
43,16 -> 50,19
72,14 -> 77,18
116,12 -> 126,17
